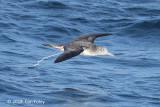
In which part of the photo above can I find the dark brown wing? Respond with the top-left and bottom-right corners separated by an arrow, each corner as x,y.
54,44 -> 84,63
70,33 -> 112,43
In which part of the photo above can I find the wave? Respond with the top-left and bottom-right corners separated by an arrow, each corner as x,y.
0,78 -> 34,98
133,19 -> 160,29
1,34 -> 17,43
118,19 -> 160,37
24,1 -> 69,10
69,17 -> 88,23
105,57 -> 160,68
0,66 -> 14,72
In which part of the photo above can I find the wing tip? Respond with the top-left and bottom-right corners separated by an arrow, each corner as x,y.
102,33 -> 113,35
87,33 -> 113,37
54,60 -> 60,63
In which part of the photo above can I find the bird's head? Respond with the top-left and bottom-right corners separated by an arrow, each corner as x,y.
100,47 -> 114,57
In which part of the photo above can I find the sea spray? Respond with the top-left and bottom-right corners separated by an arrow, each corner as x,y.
29,52 -> 62,68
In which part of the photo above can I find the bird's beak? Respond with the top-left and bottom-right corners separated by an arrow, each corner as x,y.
107,52 -> 114,57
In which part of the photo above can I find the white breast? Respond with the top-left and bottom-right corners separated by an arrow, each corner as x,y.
80,50 -> 99,56
80,46 -> 109,56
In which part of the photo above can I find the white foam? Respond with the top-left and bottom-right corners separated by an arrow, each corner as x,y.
29,52 -> 62,68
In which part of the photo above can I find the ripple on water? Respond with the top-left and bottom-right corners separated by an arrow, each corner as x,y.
23,1 -> 69,10
0,66 -> 15,72
1,34 -> 17,43
133,19 -> 160,29
0,78 -> 33,98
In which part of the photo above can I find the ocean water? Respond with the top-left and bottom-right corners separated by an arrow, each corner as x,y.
0,0 -> 160,107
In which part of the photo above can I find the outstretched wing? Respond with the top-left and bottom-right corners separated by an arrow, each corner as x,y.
71,33 -> 112,43
54,44 -> 84,63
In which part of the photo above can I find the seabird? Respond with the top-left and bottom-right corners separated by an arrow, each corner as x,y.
43,33 -> 114,63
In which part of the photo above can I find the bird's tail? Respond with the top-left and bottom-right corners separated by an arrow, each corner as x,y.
42,44 -> 65,51
43,44 -> 52,47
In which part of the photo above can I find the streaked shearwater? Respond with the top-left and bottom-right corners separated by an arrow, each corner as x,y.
43,33 -> 114,63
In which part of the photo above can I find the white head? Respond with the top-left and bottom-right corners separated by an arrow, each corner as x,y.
99,47 -> 114,57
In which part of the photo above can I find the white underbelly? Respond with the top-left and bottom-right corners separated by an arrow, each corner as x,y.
80,50 -> 98,56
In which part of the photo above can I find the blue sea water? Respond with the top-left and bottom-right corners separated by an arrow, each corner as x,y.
0,0 -> 160,107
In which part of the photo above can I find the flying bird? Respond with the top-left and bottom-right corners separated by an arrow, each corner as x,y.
43,33 -> 114,63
